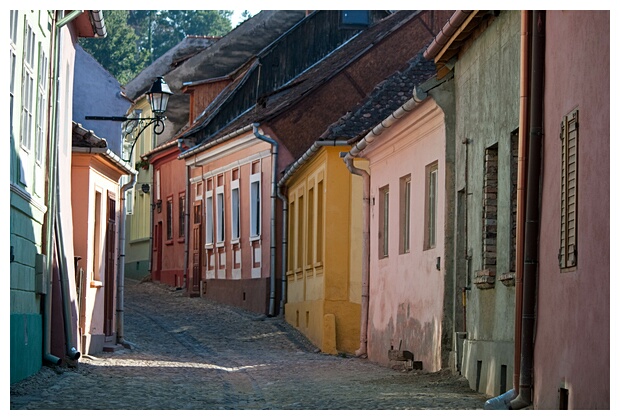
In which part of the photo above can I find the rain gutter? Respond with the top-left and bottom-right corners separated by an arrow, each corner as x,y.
252,123 -> 279,317
511,10 -> 545,410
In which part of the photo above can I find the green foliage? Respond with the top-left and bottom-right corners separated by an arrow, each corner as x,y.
150,11 -> 232,61
79,10 -> 149,85
79,10 -> 234,85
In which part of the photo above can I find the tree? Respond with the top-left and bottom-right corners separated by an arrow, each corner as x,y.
79,10 -> 149,85
149,11 -> 233,61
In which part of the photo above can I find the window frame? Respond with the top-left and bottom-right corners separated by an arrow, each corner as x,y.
249,172 -> 261,240
166,196 -> 173,241
424,162 -> 438,250
231,178 -> 240,242
178,192 -> 186,239
378,184 -> 390,259
559,108 -> 579,270
399,175 -> 411,254
216,185 -> 225,245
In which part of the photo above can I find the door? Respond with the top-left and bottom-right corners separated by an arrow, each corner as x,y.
192,201 -> 203,295
104,193 -> 116,336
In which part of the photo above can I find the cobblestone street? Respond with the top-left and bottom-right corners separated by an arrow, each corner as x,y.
11,278 -> 488,410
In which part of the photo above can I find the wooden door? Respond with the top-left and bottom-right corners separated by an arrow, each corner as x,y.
104,193 -> 116,336
192,201 -> 203,295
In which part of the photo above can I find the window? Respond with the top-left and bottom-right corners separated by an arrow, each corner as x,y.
559,109 -> 578,269
424,162 -> 438,250
482,145 -> 498,274
166,197 -> 173,240
316,179 -> 324,264
35,43 -> 48,164
216,185 -> 224,244
231,179 -> 240,241
297,191 -> 304,269
10,11 -> 18,136
399,175 -> 411,254
178,193 -> 186,238
21,23 -> 35,151
379,185 -> 389,258
250,171 -> 261,238
307,184 -> 314,265
125,187 -> 134,215
289,197 -> 296,270
205,189 -> 214,246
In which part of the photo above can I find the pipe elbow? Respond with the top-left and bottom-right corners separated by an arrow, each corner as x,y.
509,394 -> 531,410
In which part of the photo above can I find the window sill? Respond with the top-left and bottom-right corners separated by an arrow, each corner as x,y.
165,239 -> 174,246
474,269 -> 495,290
177,237 -> 185,244
249,235 -> 261,243
90,280 -> 103,288
498,272 -> 515,287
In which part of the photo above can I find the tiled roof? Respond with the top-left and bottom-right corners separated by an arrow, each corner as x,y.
180,10 -> 421,157
319,51 -> 436,142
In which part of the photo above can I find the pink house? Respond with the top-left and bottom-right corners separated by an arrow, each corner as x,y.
336,50 -> 454,371
71,123 -> 136,354
520,10 -> 610,409
143,140 -> 188,289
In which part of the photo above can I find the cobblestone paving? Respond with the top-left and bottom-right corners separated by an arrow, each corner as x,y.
11,278 -> 489,410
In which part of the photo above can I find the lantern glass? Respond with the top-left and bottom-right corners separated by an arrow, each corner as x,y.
147,76 -> 172,115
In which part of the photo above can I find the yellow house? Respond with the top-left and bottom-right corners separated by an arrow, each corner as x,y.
123,96 -> 157,280
281,145 -> 365,354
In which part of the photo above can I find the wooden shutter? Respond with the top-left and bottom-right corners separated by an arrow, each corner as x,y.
559,109 -> 578,269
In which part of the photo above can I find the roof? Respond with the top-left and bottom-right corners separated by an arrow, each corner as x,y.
182,10 -> 398,143
71,122 -> 137,175
180,10 -> 421,158
319,50 -> 436,143
123,11 -> 307,146
423,10 -> 496,78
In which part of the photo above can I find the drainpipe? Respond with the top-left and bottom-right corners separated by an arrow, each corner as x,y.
184,163 -> 190,291
513,10 -> 530,394
252,123 -> 279,317
276,187 -> 288,315
511,10 -> 544,410
42,10 -> 85,365
117,170 -> 138,348
42,10 -> 62,367
342,90 -> 428,357
276,140 -> 350,315
53,171 -> 80,361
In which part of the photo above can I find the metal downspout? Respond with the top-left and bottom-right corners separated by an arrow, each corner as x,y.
511,10 -> 545,410
117,171 -> 137,348
184,164 -> 190,290
343,158 -> 370,357
276,187 -> 288,316
252,123 -> 278,317
53,203 -> 80,361
513,10 -> 530,394
42,10 -> 84,365
42,10 -> 62,367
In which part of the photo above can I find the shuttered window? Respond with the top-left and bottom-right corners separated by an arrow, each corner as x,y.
559,109 -> 578,269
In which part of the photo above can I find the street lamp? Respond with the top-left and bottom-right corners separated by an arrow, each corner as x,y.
85,76 -> 173,162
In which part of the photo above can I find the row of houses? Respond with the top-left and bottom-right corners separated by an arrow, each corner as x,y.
9,9 -> 141,381
9,10 -> 609,410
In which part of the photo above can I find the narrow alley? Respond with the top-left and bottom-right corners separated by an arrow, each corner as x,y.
10,277 -> 488,410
